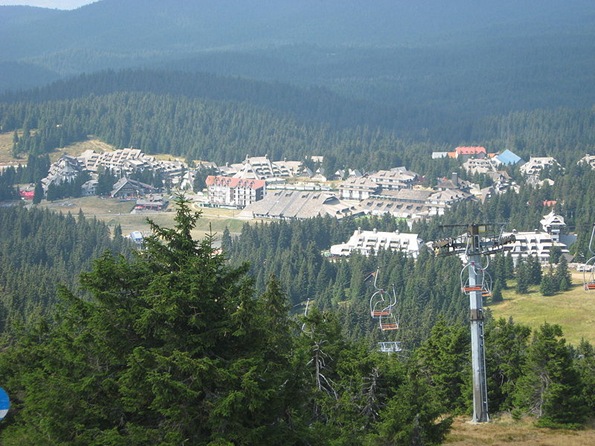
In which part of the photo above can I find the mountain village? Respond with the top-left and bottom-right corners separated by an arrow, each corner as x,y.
23,144 -> 595,267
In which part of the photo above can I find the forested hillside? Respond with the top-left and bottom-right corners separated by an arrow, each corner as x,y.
0,199 -> 592,444
0,206 -> 130,333
1,0 -> 594,124
2,70 -> 595,171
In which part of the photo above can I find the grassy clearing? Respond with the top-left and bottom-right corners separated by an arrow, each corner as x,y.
36,196 -> 248,240
445,415 -> 595,446
0,133 -> 118,165
0,131 -> 20,165
50,138 -> 116,162
487,274 -> 595,345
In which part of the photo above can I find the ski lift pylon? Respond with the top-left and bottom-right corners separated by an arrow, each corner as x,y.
584,224 -> 595,291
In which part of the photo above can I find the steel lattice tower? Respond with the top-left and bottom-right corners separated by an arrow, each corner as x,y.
432,224 -> 515,423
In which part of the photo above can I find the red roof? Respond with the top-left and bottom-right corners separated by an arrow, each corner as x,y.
205,175 -> 266,190
455,146 -> 487,155
19,190 -> 35,199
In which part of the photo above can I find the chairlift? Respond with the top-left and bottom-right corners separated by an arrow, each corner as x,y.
369,268 -> 389,317
379,286 -> 399,331
380,314 -> 399,331
460,262 -> 485,294
482,271 -> 493,298
370,289 -> 391,317
378,341 -> 402,353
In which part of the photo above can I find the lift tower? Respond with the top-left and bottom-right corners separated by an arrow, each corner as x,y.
432,224 -> 515,423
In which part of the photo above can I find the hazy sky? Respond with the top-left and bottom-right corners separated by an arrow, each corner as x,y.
0,0 -> 95,9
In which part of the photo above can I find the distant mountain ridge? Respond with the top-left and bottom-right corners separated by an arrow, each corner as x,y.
1,1 -> 594,87
1,0 -> 595,125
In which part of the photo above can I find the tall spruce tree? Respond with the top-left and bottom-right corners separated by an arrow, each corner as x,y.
485,317 -> 531,412
0,197 -> 307,445
513,323 -> 587,427
554,256 -> 572,292
515,257 -> 530,295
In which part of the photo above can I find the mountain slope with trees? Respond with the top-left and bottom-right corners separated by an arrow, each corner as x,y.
1,0 -> 594,123
0,199 -> 591,444
2,69 -> 595,171
0,1 -> 593,439
0,205 -> 130,334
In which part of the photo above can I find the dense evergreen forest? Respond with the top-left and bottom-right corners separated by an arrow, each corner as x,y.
3,69 -> 595,171
0,205 -> 130,334
1,0 -> 594,114
0,199 -> 592,444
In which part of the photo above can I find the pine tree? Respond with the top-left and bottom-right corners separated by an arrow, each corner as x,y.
515,258 -> 530,295
491,279 -> 504,303
540,269 -> 557,296
221,226 -> 232,254
526,254 -> 542,286
0,197 -> 307,444
554,256 -> 572,292
513,323 -> 587,426
32,181 -> 43,204
370,362 -> 452,446
413,318 -> 470,413
574,339 -> 595,415
485,318 -> 531,412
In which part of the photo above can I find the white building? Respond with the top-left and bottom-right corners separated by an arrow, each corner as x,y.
79,148 -> 154,175
330,228 -> 422,258
519,156 -> 561,177
205,175 -> 266,208
231,155 -> 297,180
41,155 -> 85,191
462,157 -> 497,174
369,167 -> 418,190
540,211 -> 566,243
578,154 -> 595,170
501,229 -> 569,264
426,189 -> 475,216
338,177 -> 379,200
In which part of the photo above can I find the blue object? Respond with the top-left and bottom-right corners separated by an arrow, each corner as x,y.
496,149 -> 522,166
0,387 -> 9,420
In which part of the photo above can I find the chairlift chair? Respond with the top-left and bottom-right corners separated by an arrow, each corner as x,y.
460,262 -> 485,294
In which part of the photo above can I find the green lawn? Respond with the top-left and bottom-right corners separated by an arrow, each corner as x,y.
487,273 -> 595,345
36,196 -> 248,241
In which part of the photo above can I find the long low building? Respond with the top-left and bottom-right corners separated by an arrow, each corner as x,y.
358,189 -> 433,220
240,190 -> 361,220
330,228 -> 422,258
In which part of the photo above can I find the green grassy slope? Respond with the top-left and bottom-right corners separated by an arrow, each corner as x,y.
487,273 -> 595,345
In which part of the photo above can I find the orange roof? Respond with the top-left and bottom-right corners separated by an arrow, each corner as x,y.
205,175 -> 266,190
455,146 -> 487,155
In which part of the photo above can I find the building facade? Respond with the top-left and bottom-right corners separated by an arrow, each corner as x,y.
205,175 -> 266,208
330,228 -> 422,258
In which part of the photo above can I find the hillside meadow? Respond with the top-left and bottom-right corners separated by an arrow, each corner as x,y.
445,414 -> 595,446
487,274 -> 595,345
37,196 -> 247,241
